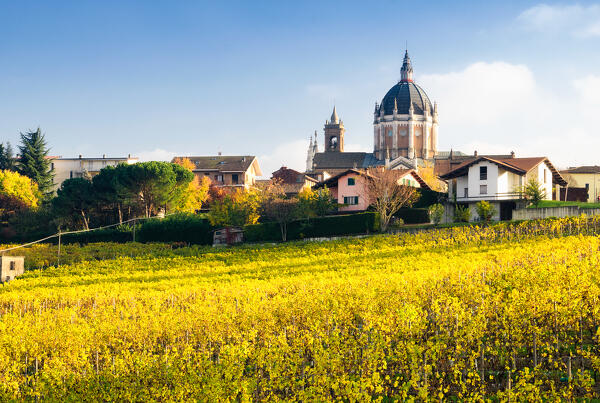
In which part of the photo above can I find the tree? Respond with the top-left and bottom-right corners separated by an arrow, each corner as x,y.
297,186 -> 337,217
118,162 -> 194,217
53,178 -> 95,230
175,176 -> 211,213
364,168 -> 419,231
263,198 -> 299,241
173,157 -> 196,171
92,165 -> 127,224
418,161 -> 446,192
0,142 -> 17,171
0,170 -> 40,220
521,178 -> 546,207
475,200 -> 496,223
208,189 -> 260,227
18,128 -> 54,198
428,203 -> 445,225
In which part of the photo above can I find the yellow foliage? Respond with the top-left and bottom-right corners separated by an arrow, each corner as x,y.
0,169 -> 40,208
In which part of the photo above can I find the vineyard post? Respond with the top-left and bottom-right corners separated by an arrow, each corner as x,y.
133,218 -> 136,242
533,333 -> 538,367
57,230 -> 62,267
507,370 -> 511,402
568,356 -> 572,381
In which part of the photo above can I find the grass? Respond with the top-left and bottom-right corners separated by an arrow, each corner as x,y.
527,200 -> 600,209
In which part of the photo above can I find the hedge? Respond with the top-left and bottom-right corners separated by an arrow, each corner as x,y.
412,188 -> 447,208
58,228 -> 133,244
394,208 -> 430,224
244,212 -> 380,242
136,214 -> 212,245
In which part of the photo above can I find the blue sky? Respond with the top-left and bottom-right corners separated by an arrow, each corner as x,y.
1,1 -> 600,176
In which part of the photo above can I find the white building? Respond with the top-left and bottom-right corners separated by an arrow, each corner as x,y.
51,155 -> 138,191
440,156 -> 566,221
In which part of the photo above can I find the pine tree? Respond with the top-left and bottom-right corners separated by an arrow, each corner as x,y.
18,128 -> 55,198
0,142 -> 17,171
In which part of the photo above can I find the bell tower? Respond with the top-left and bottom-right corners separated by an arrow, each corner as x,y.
324,106 -> 345,152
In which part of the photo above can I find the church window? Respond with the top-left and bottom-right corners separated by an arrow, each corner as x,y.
480,166 -> 487,180
388,129 -> 393,137
347,178 -> 355,186
480,184 -> 487,195
400,129 -> 407,136
329,136 -> 338,150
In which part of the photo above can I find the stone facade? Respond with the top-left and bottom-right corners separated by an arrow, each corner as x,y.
0,256 -> 25,282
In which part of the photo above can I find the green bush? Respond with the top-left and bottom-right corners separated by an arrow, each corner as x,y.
454,205 -> 471,223
428,203 -> 445,225
394,208 -> 430,224
244,212 -> 380,242
137,213 -> 213,245
413,189 -> 446,208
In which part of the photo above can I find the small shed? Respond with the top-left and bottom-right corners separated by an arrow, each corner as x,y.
213,227 -> 244,246
0,256 -> 25,283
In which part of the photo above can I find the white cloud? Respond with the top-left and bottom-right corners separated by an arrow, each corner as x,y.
258,139 -> 309,178
517,4 -> 600,37
421,62 -> 537,126
136,148 -> 178,162
419,61 -> 600,168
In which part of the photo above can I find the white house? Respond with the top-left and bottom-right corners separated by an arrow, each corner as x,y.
51,155 -> 138,191
440,156 -> 566,221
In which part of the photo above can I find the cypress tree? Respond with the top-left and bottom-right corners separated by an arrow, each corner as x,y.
18,128 -> 55,198
0,142 -> 17,171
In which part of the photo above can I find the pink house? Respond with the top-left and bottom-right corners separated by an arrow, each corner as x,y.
315,169 -> 430,212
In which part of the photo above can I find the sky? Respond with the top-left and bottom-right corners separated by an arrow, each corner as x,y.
1,1 -> 600,177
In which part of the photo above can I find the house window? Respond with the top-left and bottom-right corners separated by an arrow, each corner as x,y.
204,172 -> 209,176
480,184 -> 488,195
9,261 -> 15,271
543,169 -> 547,184
480,166 -> 487,180
232,174 -> 239,184
347,177 -> 355,186
464,188 -> 468,198
343,196 -> 359,205
69,171 -> 73,179
586,183 -> 590,191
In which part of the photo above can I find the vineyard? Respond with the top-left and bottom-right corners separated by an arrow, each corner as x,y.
1,216 -> 600,400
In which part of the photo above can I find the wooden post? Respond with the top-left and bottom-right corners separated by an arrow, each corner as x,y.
568,356 -> 572,381
57,230 -> 62,267
132,218 -> 136,243
534,333 -> 538,367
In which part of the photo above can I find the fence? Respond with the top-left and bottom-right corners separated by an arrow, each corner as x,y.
0,215 -> 169,267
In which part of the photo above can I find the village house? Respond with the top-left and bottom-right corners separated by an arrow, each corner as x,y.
559,166 -> 600,203
271,166 -> 318,196
440,156 -> 566,221
51,154 -> 138,191
175,155 -> 262,190
314,168 -> 430,212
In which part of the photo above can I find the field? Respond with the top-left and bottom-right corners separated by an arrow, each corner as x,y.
1,218 -> 600,400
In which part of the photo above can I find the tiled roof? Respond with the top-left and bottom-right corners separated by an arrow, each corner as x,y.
440,156 -> 567,186
562,166 -> 600,174
174,155 -> 259,174
271,166 -> 317,184
312,152 -> 384,170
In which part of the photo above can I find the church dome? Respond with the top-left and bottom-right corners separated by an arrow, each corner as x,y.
380,81 -> 432,115
377,50 -> 433,116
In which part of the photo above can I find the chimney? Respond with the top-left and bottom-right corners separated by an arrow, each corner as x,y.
128,153 -> 131,158
102,154 -> 106,159
218,151 -> 222,156
474,150 -> 478,157
510,151 -> 515,158
78,154 -> 82,159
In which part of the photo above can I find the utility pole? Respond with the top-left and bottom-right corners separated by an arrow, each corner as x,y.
57,230 -> 62,267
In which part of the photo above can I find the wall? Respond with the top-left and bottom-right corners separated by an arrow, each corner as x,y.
512,206 -> 600,220
52,158 -> 136,191
337,173 -> 370,212
561,173 -> 600,202
0,256 -> 25,282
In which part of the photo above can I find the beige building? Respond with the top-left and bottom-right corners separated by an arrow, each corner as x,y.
51,155 -> 138,191
176,155 -> 262,190
0,256 -> 25,282
559,166 -> 600,202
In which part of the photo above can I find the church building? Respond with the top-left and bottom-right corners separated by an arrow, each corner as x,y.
306,51 -> 439,179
